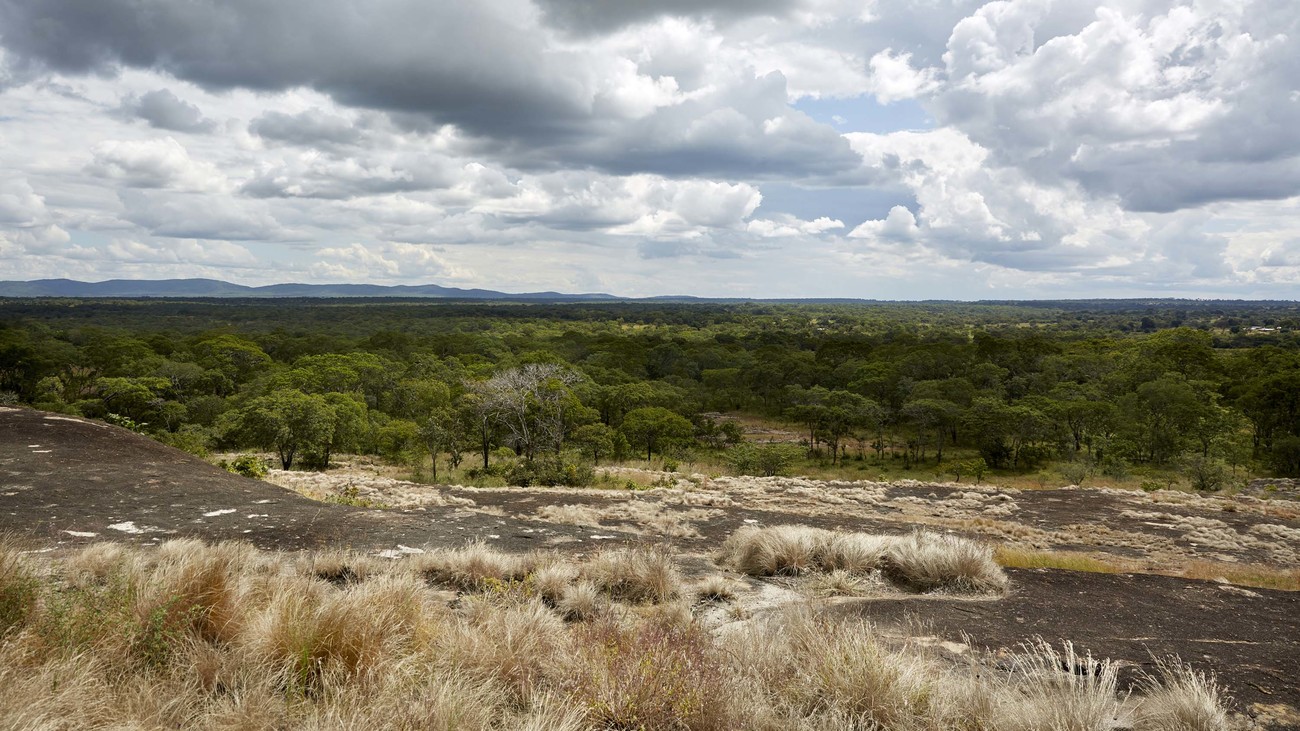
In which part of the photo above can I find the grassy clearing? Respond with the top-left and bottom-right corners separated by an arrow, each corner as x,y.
0,538 -> 1243,729
995,546 -> 1130,574
716,525 -> 1009,595
996,547 -> 1300,592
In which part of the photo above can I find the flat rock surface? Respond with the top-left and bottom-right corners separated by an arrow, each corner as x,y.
0,407 -> 631,553
830,568 -> 1300,726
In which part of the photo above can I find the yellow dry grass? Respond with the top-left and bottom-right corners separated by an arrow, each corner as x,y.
0,537 -> 1245,730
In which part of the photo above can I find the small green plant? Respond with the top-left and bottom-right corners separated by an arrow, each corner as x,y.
221,454 -> 269,479
326,485 -> 386,508
103,413 -> 147,433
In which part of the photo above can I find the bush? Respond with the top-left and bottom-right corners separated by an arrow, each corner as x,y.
726,442 -> 803,477
1181,454 -> 1229,492
155,424 -> 212,458
221,454 -> 269,479
507,458 -> 595,487
1058,459 -> 1092,486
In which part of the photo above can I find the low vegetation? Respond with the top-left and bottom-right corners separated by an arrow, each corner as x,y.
0,537 -> 1240,730
717,524 -> 1009,595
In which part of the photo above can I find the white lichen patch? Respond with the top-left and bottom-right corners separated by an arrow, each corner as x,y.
377,545 -> 425,559
202,508 -> 237,517
62,530 -> 97,538
108,521 -> 144,534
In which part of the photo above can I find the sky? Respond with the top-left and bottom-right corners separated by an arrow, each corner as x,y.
0,0 -> 1298,300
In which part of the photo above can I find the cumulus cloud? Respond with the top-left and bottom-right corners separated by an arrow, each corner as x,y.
86,138 -> 225,192
933,0 -> 1300,211
848,205 -> 919,240
119,89 -> 216,133
249,109 -> 365,147
310,242 -> 471,281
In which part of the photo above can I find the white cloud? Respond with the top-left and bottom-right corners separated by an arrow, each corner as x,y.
86,138 -> 226,192
848,205 -> 919,240
310,242 -> 472,281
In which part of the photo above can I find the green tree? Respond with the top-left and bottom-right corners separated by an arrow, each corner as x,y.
572,423 -> 616,465
229,389 -> 335,470
621,407 -> 694,462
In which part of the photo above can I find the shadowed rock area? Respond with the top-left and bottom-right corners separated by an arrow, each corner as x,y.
0,407 -> 632,553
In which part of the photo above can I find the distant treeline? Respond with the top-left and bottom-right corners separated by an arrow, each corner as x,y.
2,298 -> 1298,481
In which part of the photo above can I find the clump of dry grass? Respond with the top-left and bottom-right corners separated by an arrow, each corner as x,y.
716,525 -> 832,576
439,598 -> 567,705
694,574 -> 740,603
882,531 -> 1009,594
996,640 -> 1125,730
244,572 -> 425,690
530,562 -> 579,605
0,539 -> 38,635
555,581 -> 603,621
566,615 -> 738,730
717,525 -> 1007,595
581,546 -> 682,604
806,569 -> 871,597
412,541 -> 532,591
297,548 -> 383,586
1134,658 -> 1229,731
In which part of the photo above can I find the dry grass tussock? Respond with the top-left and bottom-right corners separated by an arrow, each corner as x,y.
717,524 -> 1009,595
0,537 -> 1242,730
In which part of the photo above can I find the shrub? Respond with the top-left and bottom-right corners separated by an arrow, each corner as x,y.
221,454 -> 269,479
1181,455 -> 1229,492
726,443 -> 803,477
507,458 -> 595,488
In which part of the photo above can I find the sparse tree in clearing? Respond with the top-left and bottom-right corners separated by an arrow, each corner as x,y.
417,407 -> 459,482
621,406 -> 694,462
474,364 -> 584,462
230,389 -> 335,470
573,423 -> 616,465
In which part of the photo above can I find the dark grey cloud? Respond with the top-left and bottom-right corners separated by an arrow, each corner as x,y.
0,0 -> 590,140
0,0 -> 856,181
535,0 -> 788,34
249,110 -> 364,147
120,88 -> 215,133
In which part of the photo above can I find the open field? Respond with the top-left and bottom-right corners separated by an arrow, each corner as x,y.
4,406 -> 1299,728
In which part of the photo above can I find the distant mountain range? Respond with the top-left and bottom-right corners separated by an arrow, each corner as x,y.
0,278 -> 621,300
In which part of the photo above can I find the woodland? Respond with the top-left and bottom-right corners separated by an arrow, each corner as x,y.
2,297 -> 1299,488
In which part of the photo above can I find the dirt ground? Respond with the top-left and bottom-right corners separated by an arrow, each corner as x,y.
4,406 -> 1298,728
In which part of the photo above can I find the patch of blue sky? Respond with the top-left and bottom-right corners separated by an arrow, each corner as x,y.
793,95 -> 933,134
758,183 -> 915,230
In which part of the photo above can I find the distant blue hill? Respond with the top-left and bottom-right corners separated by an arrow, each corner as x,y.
0,278 -> 621,300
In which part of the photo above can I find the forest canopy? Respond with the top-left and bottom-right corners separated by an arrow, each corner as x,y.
2,297 -> 1299,483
